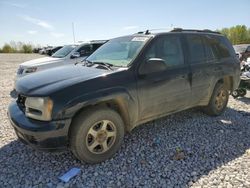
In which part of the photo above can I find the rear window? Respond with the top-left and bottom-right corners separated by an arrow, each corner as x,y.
186,35 -> 206,64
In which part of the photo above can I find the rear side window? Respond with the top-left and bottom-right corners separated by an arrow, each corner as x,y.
203,35 -> 221,60
221,37 -> 236,57
186,35 -> 206,64
202,35 -> 234,61
212,36 -> 231,58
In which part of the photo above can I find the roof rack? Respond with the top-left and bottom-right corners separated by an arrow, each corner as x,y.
137,30 -> 151,35
171,28 -> 221,34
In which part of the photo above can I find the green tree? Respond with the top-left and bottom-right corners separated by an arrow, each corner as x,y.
2,44 -> 14,53
218,25 -> 250,45
22,44 -> 33,53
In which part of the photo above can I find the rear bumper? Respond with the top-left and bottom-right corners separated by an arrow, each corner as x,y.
8,102 -> 72,151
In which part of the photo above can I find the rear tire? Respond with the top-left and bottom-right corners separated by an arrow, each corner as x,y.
203,83 -> 229,116
70,107 -> 124,163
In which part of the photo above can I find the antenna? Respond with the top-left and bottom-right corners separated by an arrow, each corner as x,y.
72,22 -> 76,44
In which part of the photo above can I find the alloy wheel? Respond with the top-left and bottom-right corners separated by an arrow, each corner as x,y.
86,120 -> 117,154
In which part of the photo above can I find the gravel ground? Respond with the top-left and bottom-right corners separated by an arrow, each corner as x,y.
0,53 -> 250,188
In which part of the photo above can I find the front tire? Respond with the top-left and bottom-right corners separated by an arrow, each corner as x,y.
203,83 -> 229,116
70,107 -> 124,163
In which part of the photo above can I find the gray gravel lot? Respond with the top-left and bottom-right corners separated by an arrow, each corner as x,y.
0,53 -> 250,188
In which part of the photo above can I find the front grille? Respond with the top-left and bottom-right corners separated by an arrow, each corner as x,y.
17,67 -> 24,75
17,95 -> 26,110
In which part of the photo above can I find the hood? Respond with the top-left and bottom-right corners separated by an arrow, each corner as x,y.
16,64 -> 109,95
20,57 -> 63,67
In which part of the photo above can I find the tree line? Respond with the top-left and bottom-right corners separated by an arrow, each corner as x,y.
0,41 -> 39,53
217,25 -> 250,45
0,25 -> 250,53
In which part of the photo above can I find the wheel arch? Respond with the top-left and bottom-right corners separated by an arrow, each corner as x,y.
68,95 -> 134,137
217,75 -> 234,92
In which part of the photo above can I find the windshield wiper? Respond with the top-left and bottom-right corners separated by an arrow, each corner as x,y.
92,61 -> 114,67
80,60 -> 114,70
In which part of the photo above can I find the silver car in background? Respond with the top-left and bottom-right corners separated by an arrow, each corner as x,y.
16,40 -> 107,82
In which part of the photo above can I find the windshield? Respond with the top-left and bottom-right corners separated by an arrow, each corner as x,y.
52,45 -> 76,58
87,36 -> 150,67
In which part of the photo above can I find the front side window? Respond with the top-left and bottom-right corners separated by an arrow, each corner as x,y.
87,36 -> 150,67
52,45 -> 76,58
186,35 -> 206,64
77,45 -> 92,57
144,35 -> 184,67
93,43 -> 104,51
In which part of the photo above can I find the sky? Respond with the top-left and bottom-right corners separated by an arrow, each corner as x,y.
0,0 -> 249,47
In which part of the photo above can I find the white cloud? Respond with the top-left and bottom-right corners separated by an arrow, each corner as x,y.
122,26 -> 139,30
27,30 -> 38,35
50,32 -> 65,38
21,15 -> 54,30
2,2 -> 27,8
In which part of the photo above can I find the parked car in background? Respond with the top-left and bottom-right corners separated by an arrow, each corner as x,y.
15,40 -> 107,82
46,46 -> 63,56
233,44 -> 250,61
9,29 -> 240,163
39,46 -> 53,54
33,47 -> 42,53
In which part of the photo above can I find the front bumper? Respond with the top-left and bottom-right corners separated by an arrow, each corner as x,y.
8,101 -> 72,151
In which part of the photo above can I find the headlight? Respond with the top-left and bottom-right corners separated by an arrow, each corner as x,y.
25,67 -> 37,73
25,97 -> 53,121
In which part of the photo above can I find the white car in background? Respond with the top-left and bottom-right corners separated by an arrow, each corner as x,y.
15,40 -> 106,82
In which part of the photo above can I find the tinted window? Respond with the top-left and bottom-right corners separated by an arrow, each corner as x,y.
186,35 -> 206,64
93,43 -> 104,51
202,36 -> 216,60
212,36 -> 231,58
77,45 -> 92,56
203,35 -> 221,60
144,35 -> 184,67
221,37 -> 236,57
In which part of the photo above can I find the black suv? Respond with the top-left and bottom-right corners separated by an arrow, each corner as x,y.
8,29 -> 240,163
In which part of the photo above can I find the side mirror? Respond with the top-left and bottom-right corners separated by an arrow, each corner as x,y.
139,58 -> 167,75
70,52 -> 80,59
